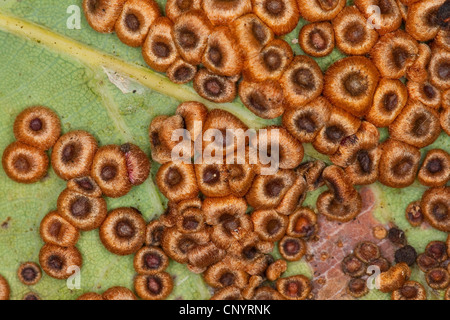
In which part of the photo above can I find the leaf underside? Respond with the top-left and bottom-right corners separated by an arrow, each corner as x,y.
0,0 -> 448,300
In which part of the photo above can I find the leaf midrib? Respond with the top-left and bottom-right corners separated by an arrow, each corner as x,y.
0,11 -> 276,129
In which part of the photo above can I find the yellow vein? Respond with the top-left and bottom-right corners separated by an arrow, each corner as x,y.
0,12 -> 274,129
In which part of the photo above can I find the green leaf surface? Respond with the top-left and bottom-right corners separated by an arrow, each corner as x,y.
0,0 -> 448,300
